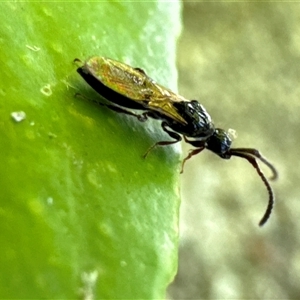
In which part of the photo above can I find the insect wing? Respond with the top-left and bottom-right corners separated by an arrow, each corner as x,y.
85,57 -> 150,101
146,81 -> 188,125
85,57 -> 187,124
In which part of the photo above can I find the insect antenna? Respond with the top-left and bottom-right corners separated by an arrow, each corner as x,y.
228,148 -> 276,226
230,148 -> 278,180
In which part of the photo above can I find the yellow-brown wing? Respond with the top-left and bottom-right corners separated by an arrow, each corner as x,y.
85,57 -> 188,124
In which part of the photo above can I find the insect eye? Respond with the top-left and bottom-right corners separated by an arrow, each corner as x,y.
206,129 -> 232,156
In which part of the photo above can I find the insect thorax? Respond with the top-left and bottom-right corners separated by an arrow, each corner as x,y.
169,100 -> 215,138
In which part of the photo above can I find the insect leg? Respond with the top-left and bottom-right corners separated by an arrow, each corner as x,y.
74,93 -> 148,122
102,104 -> 149,122
143,122 -> 182,158
180,147 -> 205,174
73,58 -> 83,65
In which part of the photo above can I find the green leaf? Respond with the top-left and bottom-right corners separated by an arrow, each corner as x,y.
0,2 -> 182,299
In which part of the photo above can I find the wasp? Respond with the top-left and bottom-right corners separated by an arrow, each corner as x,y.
74,56 -> 278,226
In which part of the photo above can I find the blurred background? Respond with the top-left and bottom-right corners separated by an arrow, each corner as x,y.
168,2 -> 300,299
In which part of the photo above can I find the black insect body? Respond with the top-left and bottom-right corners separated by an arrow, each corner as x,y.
75,56 -> 278,226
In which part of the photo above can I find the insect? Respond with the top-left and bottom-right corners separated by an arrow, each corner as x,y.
74,56 -> 278,226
